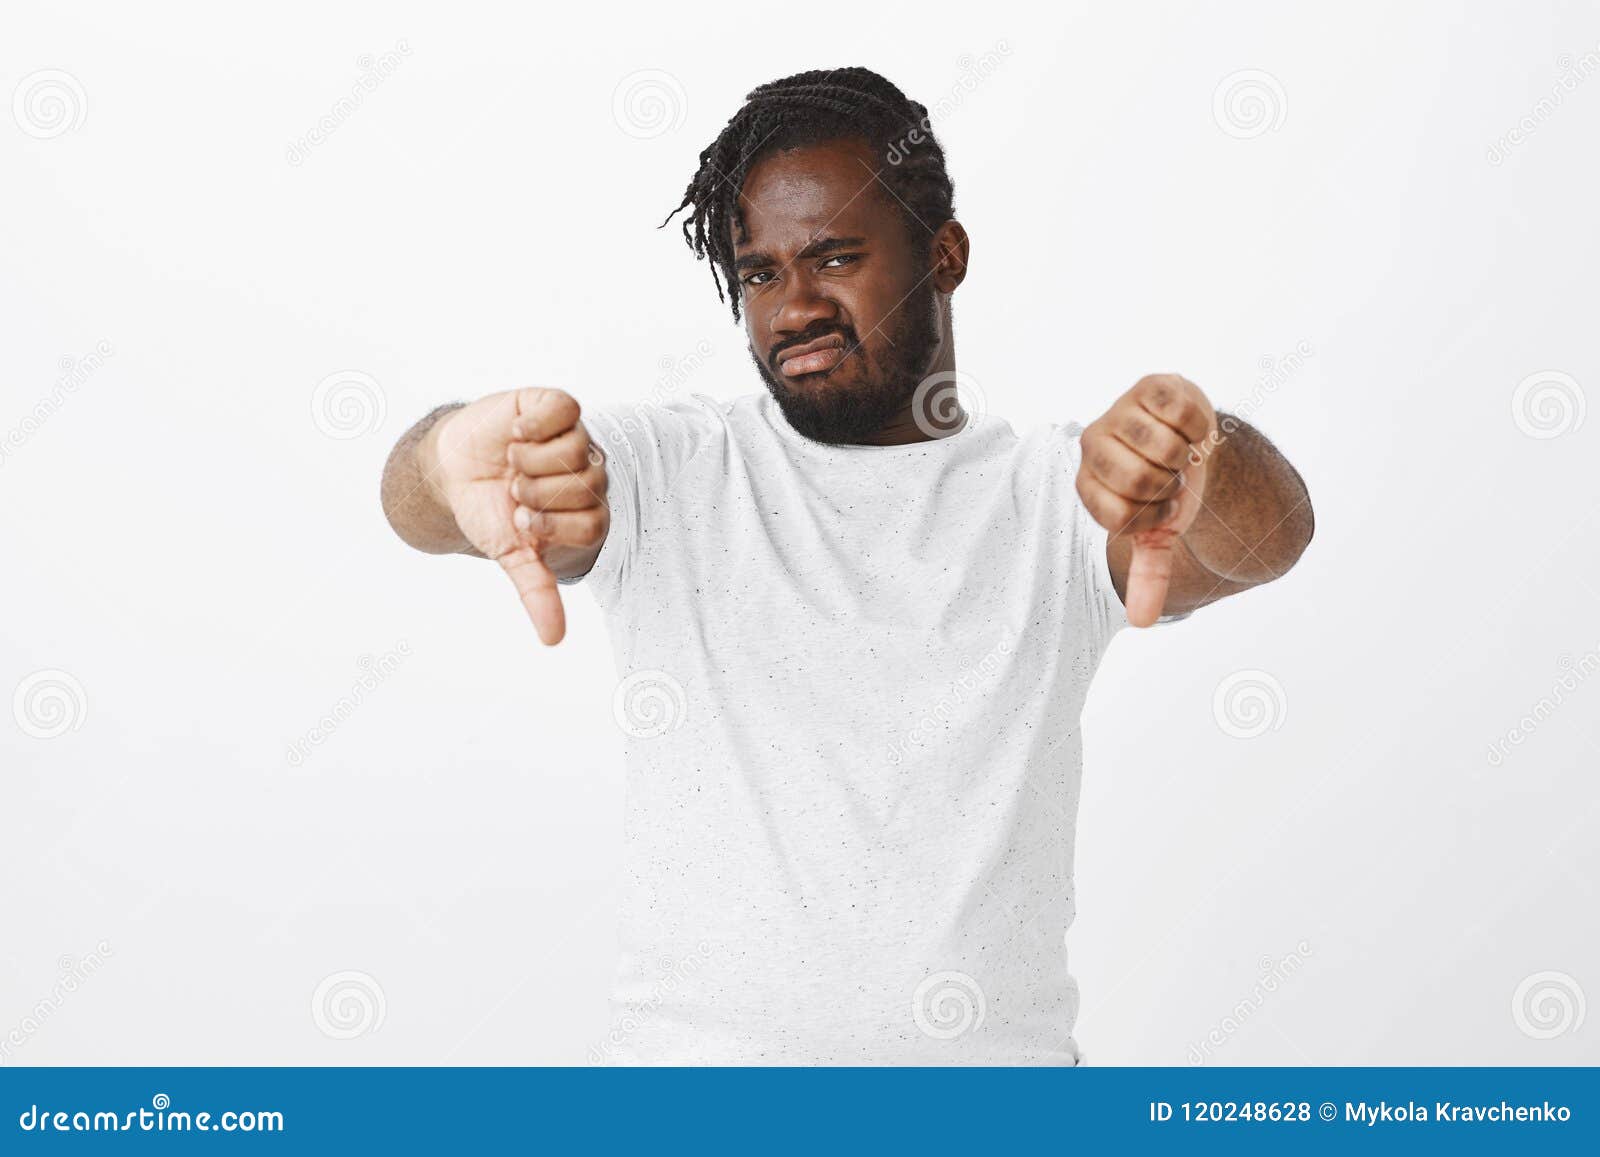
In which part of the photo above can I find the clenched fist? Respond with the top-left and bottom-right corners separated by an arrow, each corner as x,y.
424,387 -> 609,645
1077,374 -> 1217,628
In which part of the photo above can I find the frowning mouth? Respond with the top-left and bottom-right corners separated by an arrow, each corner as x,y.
775,333 -> 849,378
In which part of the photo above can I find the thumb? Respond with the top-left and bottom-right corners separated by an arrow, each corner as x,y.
496,544 -> 566,645
1125,527 -> 1178,628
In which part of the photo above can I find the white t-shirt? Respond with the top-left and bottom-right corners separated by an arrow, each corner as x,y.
575,390 -> 1128,1065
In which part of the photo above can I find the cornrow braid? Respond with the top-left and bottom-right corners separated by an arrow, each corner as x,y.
661,66 -> 956,321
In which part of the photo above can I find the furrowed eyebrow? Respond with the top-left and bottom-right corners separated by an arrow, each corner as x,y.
733,235 -> 867,274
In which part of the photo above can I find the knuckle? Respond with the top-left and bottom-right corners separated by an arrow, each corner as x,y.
577,507 -> 607,543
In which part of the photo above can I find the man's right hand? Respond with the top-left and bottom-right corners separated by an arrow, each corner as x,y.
422,388 -> 609,645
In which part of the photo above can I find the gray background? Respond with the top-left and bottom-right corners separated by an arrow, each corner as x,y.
3,0 -> 1596,1065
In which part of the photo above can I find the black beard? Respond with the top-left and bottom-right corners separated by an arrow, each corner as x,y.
749,280 -> 942,445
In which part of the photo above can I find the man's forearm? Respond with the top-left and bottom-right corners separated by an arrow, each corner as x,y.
380,402 -> 476,555
1180,413 -> 1314,585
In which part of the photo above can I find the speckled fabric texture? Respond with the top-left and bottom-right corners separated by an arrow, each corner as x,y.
578,391 -> 1128,1065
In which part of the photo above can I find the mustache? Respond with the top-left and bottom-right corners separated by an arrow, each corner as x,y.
767,323 -> 858,371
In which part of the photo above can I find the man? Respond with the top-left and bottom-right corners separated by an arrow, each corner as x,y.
380,66 -> 1314,1064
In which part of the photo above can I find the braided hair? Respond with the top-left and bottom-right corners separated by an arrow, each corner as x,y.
662,66 -> 956,321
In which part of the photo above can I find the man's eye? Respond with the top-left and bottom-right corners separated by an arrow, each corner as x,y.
743,271 -> 773,286
821,254 -> 860,269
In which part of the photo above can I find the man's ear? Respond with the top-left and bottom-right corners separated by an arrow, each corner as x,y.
929,219 -> 970,294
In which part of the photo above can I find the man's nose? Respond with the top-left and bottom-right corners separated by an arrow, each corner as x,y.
770,270 -> 839,338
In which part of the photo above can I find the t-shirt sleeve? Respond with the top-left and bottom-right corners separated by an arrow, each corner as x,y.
560,395 -> 723,607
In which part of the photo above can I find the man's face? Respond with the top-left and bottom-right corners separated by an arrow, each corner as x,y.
732,138 -> 943,444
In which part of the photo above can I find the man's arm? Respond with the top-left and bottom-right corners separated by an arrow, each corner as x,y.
381,402 -> 482,556
378,388 -> 610,644
1077,374 -> 1314,625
